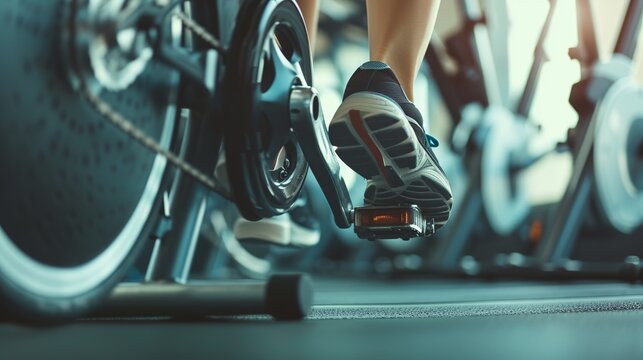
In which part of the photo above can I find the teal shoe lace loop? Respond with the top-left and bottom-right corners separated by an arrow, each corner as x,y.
426,134 -> 440,148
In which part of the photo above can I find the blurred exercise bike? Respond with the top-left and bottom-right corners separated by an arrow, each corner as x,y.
502,0 -> 643,279
406,0 -> 643,279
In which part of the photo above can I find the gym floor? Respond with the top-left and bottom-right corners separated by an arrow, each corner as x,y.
3,278 -> 643,359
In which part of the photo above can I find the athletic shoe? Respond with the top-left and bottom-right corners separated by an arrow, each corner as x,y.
215,151 -> 321,247
328,61 -> 453,228
233,190 -> 321,247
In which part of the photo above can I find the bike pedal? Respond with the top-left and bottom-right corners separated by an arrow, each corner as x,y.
353,205 -> 435,241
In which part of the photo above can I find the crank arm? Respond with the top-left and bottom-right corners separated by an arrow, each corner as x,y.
353,205 -> 436,240
290,86 -> 353,229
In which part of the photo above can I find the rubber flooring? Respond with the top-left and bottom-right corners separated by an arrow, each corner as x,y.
2,278 -> 643,359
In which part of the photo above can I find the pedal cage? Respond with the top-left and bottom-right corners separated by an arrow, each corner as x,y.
353,205 -> 435,241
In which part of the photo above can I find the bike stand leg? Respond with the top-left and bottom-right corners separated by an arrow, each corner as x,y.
93,274 -> 313,320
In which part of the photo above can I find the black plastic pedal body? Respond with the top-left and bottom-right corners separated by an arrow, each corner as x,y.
354,205 -> 435,240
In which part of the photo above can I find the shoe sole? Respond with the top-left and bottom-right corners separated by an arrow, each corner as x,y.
234,216 -> 321,248
234,216 -> 291,246
328,92 -> 453,228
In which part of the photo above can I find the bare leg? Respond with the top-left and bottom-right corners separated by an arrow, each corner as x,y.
366,0 -> 441,101
295,0 -> 319,51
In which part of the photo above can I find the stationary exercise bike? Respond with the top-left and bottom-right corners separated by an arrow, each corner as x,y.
419,0 -> 643,279
0,0 -> 436,322
494,0 -> 643,279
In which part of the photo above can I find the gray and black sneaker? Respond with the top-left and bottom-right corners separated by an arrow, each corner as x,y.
328,61 -> 453,228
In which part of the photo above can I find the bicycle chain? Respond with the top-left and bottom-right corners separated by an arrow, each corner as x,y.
76,7 -> 231,199
172,10 -> 225,52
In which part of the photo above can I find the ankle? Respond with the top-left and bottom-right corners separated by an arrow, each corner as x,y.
366,57 -> 415,101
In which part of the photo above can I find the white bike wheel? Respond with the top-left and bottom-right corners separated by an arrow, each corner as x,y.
0,0 -> 179,321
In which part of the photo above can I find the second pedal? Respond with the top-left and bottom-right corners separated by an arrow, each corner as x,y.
353,205 -> 435,240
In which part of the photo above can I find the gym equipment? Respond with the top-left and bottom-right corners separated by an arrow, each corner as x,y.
593,78 -> 643,234
94,0 -> 316,321
95,273 -> 313,320
1,0 -> 442,321
414,0 -> 643,280
431,0 -> 643,280
0,0 -> 310,322
515,0 -> 643,278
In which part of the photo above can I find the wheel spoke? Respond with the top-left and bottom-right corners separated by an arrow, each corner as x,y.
292,61 -> 309,87
260,36 -> 311,181
256,35 -> 301,159
268,35 -> 298,82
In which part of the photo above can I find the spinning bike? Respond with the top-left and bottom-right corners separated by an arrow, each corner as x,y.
0,0 -> 435,322
390,0 -> 643,280
421,0 -> 643,279
499,0 -> 643,279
